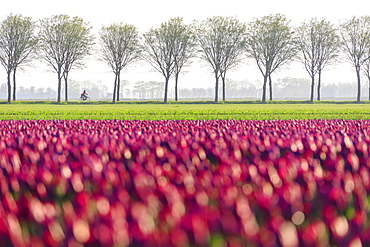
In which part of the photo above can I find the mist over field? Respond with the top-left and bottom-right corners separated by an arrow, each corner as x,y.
0,77 -> 366,101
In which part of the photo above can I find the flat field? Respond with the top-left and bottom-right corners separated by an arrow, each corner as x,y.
1,102 -> 370,246
0,101 -> 370,120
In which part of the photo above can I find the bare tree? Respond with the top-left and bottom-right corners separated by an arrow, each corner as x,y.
62,17 -> 94,101
316,24 -> 340,101
171,17 -> 197,101
0,14 -> 38,103
297,18 -> 339,102
339,16 -> 370,102
39,14 -> 93,103
219,18 -> 247,102
99,23 -> 141,103
245,14 -> 298,103
363,52 -> 370,100
143,19 -> 180,103
195,16 -> 246,102
39,15 -> 66,103
297,20 -> 320,102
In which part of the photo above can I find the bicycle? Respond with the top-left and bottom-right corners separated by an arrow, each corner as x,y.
79,95 -> 90,101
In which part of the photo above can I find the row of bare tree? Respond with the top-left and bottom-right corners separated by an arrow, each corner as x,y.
0,14 -> 94,103
1,14 -> 370,104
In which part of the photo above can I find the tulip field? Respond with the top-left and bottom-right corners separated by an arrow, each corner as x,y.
0,117 -> 370,246
1,102 -> 370,120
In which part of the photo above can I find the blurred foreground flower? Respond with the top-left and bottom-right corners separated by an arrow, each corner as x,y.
0,119 -> 369,246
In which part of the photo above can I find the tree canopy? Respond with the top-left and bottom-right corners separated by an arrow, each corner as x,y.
245,14 -> 298,102
0,14 -> 38,103
39,14 -> 93,103
195,16 -> 247,102
143,17 -> 195,103
171,17 -> 197,101
99,23 -> 141,103
340,16 -> 370,102
297,18 -> 339,102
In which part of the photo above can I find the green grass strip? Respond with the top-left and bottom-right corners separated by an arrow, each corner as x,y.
0,101 -> 369,120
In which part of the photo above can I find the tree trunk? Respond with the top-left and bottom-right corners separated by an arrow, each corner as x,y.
317,71 -> 322,101
163,75 -> 170,104
112,73 -> 117,103
356,66 -> 361,102
57,70 -> 62,103
268,74 -> 272,101
117,71 -> 121,101
310,75 -> 315,103
64,73 -> 69,102
12,68 -> 16,101
262,73 -> 268,103
214,72 -> 219,103
175,73 -> 179,101
221,73 -> 226,102
7,70 -> 11,104
368,75 -> 370,101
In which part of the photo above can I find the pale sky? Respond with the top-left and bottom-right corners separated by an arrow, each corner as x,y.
0,0 -> 369,94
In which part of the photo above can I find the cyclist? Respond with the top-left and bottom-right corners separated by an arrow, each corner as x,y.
81,90 -> 88,100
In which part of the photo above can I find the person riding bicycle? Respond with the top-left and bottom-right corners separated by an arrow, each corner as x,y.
81,90 -> 89,100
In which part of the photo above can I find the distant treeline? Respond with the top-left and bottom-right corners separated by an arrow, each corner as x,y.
0,78 -> 365,101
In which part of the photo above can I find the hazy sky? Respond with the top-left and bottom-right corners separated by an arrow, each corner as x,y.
0,0 -> 369,94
